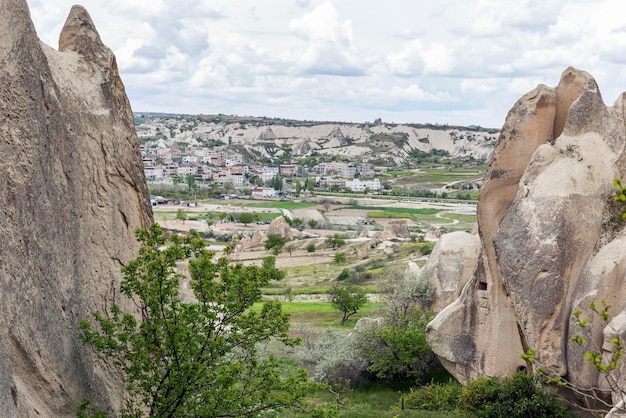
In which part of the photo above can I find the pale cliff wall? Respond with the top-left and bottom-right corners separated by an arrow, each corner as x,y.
426,67 -> 626,408
0,2 -> 151,416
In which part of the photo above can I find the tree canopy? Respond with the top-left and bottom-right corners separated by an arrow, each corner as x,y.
79,224 -> 313,417
329,285 -> 368,325
325,234 -> 347,250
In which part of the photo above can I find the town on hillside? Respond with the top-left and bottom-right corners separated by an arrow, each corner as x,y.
137,113 -> 496,201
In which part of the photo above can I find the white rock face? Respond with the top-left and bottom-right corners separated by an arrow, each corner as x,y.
424,231 -> 480,312
0,2 -> 151,416
426,67 -> 626,411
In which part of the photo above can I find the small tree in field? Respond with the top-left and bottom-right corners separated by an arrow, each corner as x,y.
333,252 -> 347,264
79,224 -> 313,417
325,234 -> 347,250
175,209 -> 187,223
237,211 -> 254,225
265,234 -> 288,255
329,285 -> 368,325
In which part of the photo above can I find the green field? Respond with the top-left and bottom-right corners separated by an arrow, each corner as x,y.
282,381 -> 465,418
251,301 -> 382,330
247,201 -> 319,209
347,206 -> 441,215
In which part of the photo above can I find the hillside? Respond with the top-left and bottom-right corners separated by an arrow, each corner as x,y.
134,113 -> 498,166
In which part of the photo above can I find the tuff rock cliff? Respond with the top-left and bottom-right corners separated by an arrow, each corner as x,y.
0,2 -> 151,416
426,67 -> 626,411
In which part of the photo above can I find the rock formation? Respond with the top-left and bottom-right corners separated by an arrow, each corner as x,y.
0,2 -> 151,416
266,216 -> 294,240
422,232 -> 480,312
426,67 -> 626,410
380,220 -> 410,240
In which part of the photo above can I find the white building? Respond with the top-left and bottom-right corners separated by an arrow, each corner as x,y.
144,166 -> 166,182
251,187 -> 278,198
344,178 -> 381,193
177,166 -> 196,176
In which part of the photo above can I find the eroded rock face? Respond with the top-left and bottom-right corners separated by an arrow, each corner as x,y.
0,2 -> 151,416
380,220 -> 410,240
423,231 -> 480,312
266,216 -> 294,240
426,67 -> 626,404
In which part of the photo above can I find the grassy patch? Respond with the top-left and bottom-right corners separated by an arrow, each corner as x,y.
282,381 -> 466,418
348,206 -> 441,215
251,301 -> 382,330
247,201 -> 319,210
367,211 -> 414,219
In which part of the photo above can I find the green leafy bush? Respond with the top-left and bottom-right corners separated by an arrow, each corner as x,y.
459,372 -> 569,418
402,381 -> 462,411
403,373 -> 568,417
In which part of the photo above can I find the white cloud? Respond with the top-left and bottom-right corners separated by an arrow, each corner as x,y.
25,0 -> 626,128
288,1 -> 365,76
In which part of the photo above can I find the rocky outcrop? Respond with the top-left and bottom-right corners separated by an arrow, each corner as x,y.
423,232 -> 480,312
426,67 -> 626,408
266,216 -> 294,240
325,127 -> 347,147
380,220 -> 410,240
0,2 -> 151,417
256,127 -> 277,140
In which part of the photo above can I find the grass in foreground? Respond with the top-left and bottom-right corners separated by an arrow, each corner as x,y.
280,381 -> 466,418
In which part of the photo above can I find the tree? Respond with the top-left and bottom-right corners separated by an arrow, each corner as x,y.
325,234 -> 347,250
270,175 -> 283,191
237,212 -> 254,225
186,173 -> 197,190
284,243 -> 295,256
175,209 -> 187,223
354,307 -> 436,382
329,285 -> 368,325
79,224 -> 312,417
333,252 -> 347,264
265,234 -> 288,255
291,218 -> 304,231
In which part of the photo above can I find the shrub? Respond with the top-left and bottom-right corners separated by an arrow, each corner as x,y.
296,328 -> 368,390
403,381 -> 462,411
336,268 -> 350,281
333,252 -> 347,264
265,234 -> 288,254
354,308 -> 436,382
306,243 -> 316,253
459,372 -> 569,418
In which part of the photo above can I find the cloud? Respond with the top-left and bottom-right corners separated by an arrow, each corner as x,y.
134,45 -> 166,60
385,40 -> 454,77
288,1 -> 366,76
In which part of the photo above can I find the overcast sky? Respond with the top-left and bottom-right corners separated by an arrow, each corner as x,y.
27,0 -> 626,128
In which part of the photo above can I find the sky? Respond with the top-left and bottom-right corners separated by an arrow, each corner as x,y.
26,0 -> 626,128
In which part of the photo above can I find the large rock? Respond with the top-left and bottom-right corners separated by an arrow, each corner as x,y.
426,67 -> 626,408
424,231 -> 480,311
266,216 -> 294,240
380,220 -> 410,240
0,2 -> 151,416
